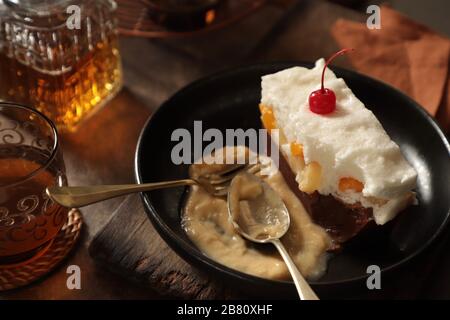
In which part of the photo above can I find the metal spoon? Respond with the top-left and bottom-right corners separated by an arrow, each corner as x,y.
227,172 -> 319,300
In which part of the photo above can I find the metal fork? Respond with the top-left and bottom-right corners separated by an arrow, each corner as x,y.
46,162 -> 267,208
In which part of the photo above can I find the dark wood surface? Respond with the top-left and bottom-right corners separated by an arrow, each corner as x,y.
90,194 -> 237,299
1,0 -> 449,299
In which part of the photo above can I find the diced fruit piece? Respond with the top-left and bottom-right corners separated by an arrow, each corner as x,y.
339,177 -> 364,192
299,161 -> 321,193
259,104 -> 276,131
290,142 -> 304,158
259,104 -> 269,113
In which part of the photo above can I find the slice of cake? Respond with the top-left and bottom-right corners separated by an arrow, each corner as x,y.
259,56 -> 418,245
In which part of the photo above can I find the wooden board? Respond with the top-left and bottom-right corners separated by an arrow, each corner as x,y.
89,194 -> 237,299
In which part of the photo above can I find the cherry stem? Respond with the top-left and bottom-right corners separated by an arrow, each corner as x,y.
320,48 -> 354,92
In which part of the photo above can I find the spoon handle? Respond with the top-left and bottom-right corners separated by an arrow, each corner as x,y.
272,239 -> 319,300
46,179 -> 196,208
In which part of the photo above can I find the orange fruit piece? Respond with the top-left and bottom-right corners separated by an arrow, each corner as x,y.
339,177 -> 364,192
259,104 -> 276,131
290,142 -> 304,158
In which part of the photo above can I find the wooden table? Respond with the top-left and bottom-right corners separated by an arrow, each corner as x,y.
1,0 -> 449,299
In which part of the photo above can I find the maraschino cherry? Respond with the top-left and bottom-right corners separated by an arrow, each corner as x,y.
309,48 -> 354,115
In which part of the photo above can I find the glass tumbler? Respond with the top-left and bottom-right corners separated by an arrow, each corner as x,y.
0,102 -> 68,266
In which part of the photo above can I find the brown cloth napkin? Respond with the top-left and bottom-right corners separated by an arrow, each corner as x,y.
331,5 -> 450,133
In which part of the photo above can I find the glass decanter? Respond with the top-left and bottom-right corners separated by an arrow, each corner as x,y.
0,0 -> 122,131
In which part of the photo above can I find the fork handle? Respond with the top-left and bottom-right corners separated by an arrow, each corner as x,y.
46,179 -> 196,208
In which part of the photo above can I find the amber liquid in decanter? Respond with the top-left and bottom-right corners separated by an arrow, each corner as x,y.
0,0 -> 122,131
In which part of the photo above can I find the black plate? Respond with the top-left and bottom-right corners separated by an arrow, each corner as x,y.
135,62 -> 450,297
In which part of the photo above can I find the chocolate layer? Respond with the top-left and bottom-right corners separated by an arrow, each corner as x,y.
277,150 -> 374,249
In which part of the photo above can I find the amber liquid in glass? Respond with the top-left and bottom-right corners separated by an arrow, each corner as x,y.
0,37 -> 122,132
0,146 -> 68,265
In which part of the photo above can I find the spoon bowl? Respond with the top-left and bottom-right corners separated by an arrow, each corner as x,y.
227,172 -> 290,243
227,171 -> 319,300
